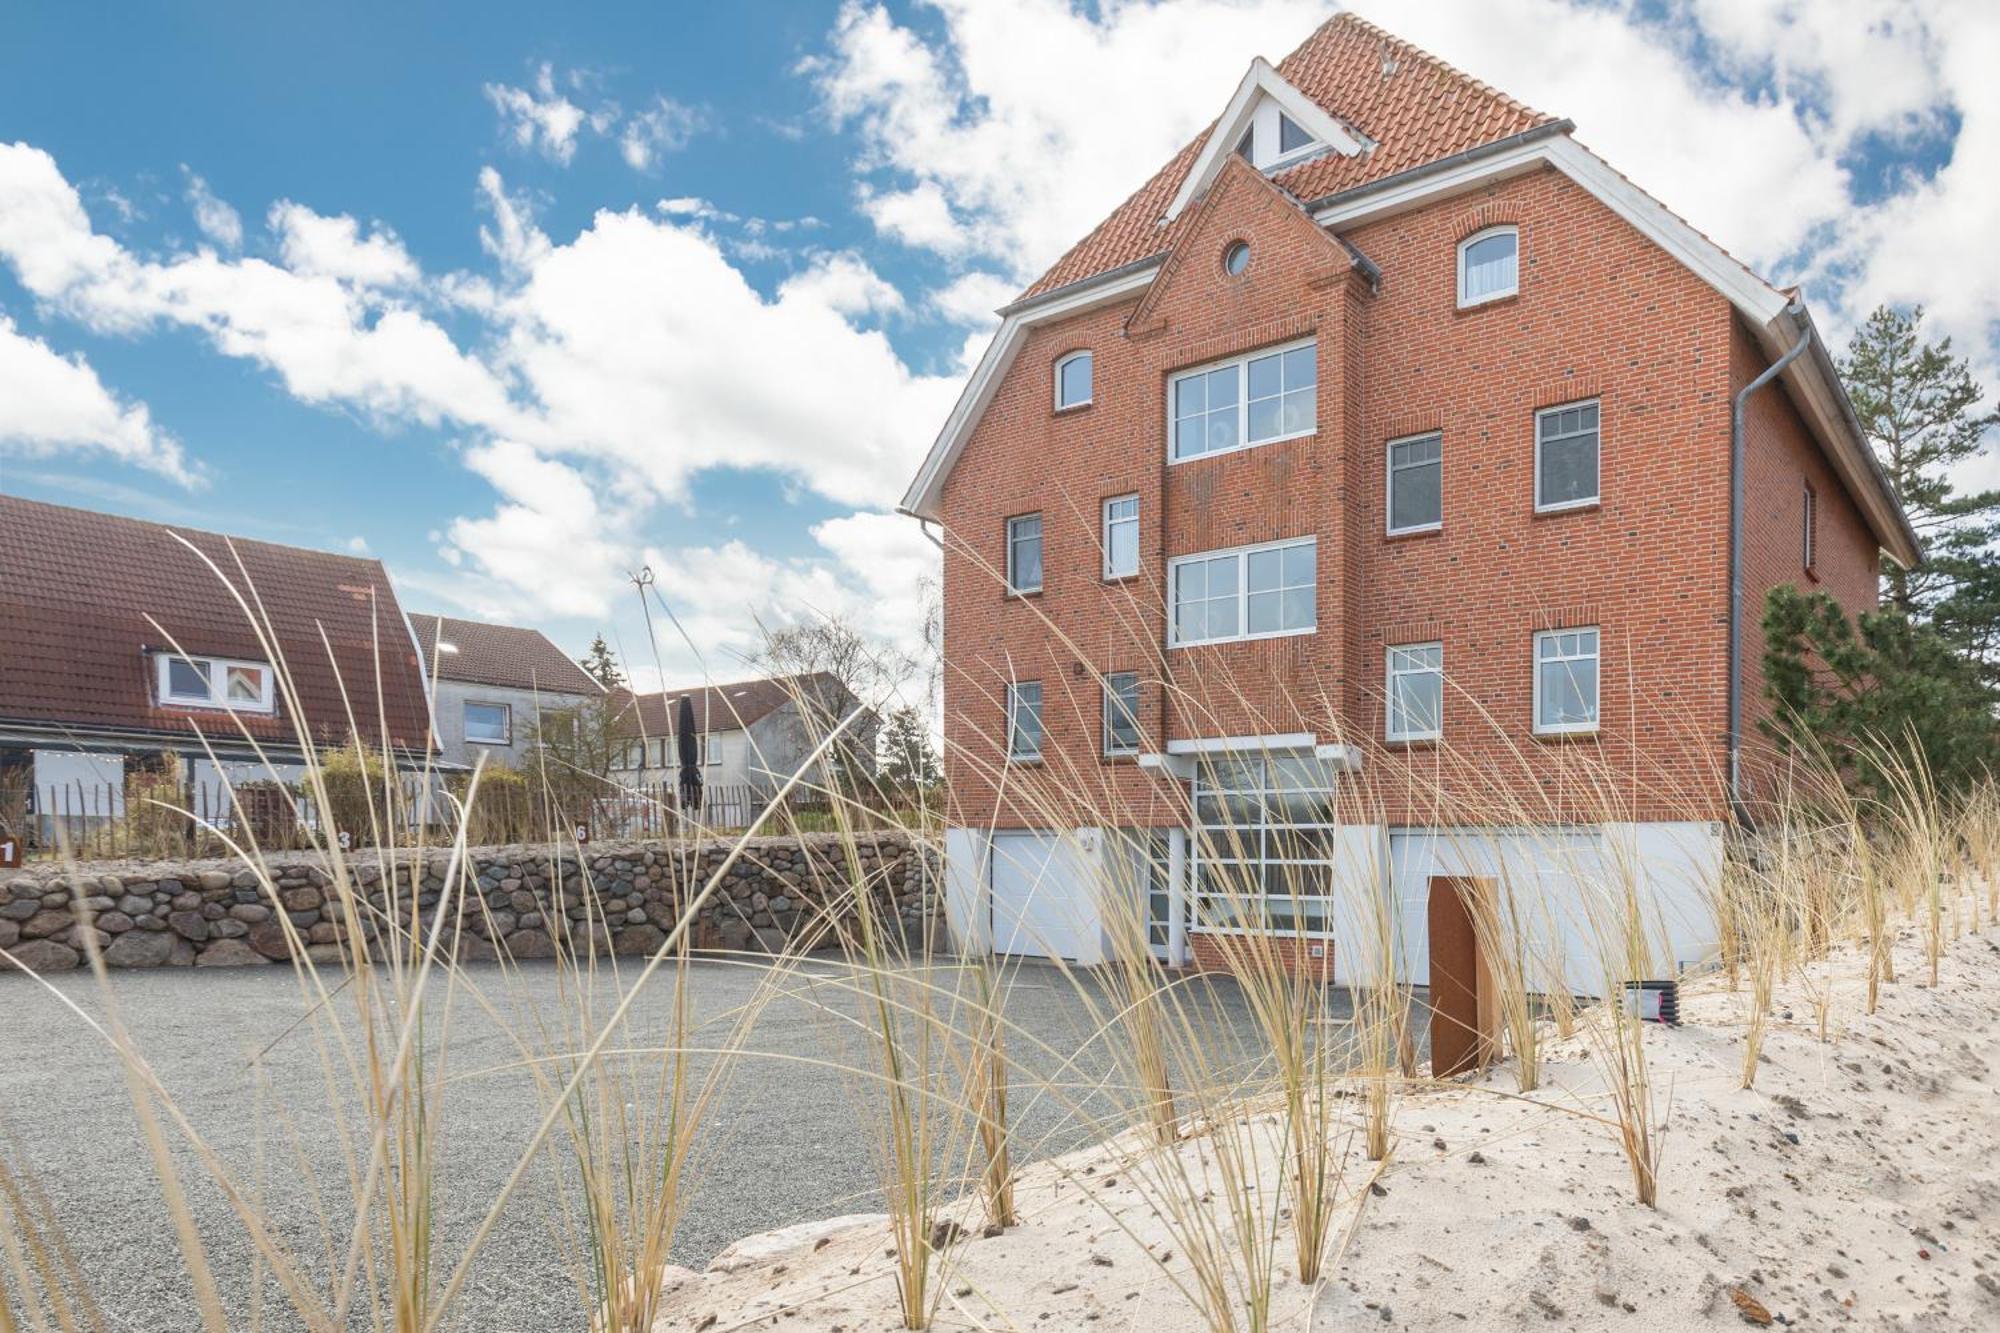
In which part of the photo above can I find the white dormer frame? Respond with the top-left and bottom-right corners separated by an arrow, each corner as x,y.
1163,58 -> 1364,223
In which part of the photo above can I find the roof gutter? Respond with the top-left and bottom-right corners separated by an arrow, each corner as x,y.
995,250 -> 1168,321
1727,300 -> 1814,824
1300,118 -> 1575,217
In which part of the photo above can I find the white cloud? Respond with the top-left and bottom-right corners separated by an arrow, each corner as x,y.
269,201 -> 419,288
0,313 -> 195,483
182,168 -> 242,250
620,95 -> 707,171
442,440 -> 633,617
810,0 -> 1332,278
928,270 -> 1015,330
777,251 -> 906,317
485,63 -> 594,164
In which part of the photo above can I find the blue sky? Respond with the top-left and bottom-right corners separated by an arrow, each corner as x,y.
1,0 -> 1992,694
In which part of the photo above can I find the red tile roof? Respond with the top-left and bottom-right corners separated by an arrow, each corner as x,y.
408,613 -> 603,698
1020,12 -> 1556,300
0,494 -> 431,754
611,673 -> 853,738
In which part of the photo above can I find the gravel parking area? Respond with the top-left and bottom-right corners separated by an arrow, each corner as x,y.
0,956 -> 1320,1331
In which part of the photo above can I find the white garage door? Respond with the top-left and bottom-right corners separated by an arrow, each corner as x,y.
989,832 -> 1094,961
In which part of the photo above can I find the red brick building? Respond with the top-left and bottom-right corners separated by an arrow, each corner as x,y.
899,16 -> 1916,979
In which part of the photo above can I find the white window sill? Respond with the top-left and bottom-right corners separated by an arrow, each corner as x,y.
1170,427 -> 1316,467
1534,497 -> 1600,515
1456,288 -> 1518,310
1533,724 -> 1599,739
1386,522 -> 1442,538
1055,400 -> 1092,414
1170,624 -> 1317,650
465,738 -> 512,747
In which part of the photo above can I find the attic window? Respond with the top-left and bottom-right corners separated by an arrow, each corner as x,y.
1224,241 -> 1251,277
1235,128 -> 1253,161
156,653 -> 275,714
1278,112 -> 1313,157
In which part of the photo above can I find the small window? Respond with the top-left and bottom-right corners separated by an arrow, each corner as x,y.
1234,127 -> 1254,160
621,741 -> 646,770
1103,671 -> 1141,756
464,701 -> 511,745
705,734 -> 721,766
1801,483 -> 1817,571
1534,628 -> 1600,735
1006,514 -> 1043,594
154,653 -> 275,713
1458,225 -> 1518,307
1170,339 -> 1315,462
1223,240 -> 1250,277
1535,399 -> 1600,512
1387,432 -> 1443,534
1055,351 -> 1092,410
1170,537 -> 1315,647
1277,112 -> 1314,157
1386,643 -> 1443,742
652,737 -> 670,768
1103,495 -> 1139,580
1007,681 -> 1043,761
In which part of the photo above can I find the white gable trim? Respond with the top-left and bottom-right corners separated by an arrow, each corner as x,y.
901,130 -> 1916,562
898,260 -> 1160,520
1162,58 -> 1364,224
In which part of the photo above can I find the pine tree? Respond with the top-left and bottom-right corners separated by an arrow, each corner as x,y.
878,706 -> 941,795
1840,305 -> 2000,656
578,633 -> 624,690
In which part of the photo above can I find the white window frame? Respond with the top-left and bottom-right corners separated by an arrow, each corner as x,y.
153,653 -> 276,714
1385,430 -> 1444,536
1532,627 -> 1601,736
1168,535 -> 1317,648
1167,336 -> 1317,464
1005,513 -> 1043,595
705,734 -> 722,766
1103,671 -> 1141,757
1802,482 -> 1818,570
1534,398 -> 1602,513
1103,494 -> 1139,580
463,700 -> 512,746
1456,224 -> 1519,308
1007,681 -> 1043,762
1054,350 -> 1092,411
1385,642 -> 1444,743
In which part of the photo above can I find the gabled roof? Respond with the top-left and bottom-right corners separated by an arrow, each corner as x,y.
1024,13 -> 1553,301
898,13 -> 1920,568
408,613 -> 603,698
611,672 -> 853,739
1161,56 -> 1365,224
0,494 -> 431,753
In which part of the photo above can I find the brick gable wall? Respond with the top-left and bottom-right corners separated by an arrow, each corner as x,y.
938,160 -> 1881,831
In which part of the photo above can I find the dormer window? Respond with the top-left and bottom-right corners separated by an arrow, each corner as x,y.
1458,225 -> 1519,307
155,653 -> 276,713
1278,112 -> 1313,157
1055,350 -> 1092,410
1237,98 -> 1324,170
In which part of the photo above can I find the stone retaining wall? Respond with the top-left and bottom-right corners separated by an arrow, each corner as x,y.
0,831 -> 938,971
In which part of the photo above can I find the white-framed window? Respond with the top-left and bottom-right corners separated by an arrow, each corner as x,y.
1457,225 -> 1518,307
1170,536 -> 1316,647
1234,98 -> 1324,171
1004,513 -> 1042,595
154,653 -> 276,714
1801,483 -> 1818,570
1192,751 -> 1336,936
1533,628 -> 1600,735
705,734 -> 721,766
464,700 -> 511,745
1170,338 -> 1316,462
1103,494 -> 1139,580
1103,671 -> 1141,756
1007,681 -> 1043,761
1387,431 -> 1443,534
651,737 -> 670,768
1055,351 -> 1092,410
620,741 -> 646,770
1386,642 -> 1444,742
1535,399 -> 1600,512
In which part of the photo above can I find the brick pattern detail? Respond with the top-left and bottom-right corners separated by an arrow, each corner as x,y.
1189,930 -> 1337,982
939,163 -> 1882,846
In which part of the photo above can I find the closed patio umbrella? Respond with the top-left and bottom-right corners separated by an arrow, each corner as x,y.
676,693 -> 704,814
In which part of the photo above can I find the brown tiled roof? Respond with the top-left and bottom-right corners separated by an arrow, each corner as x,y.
0,494 -> 432,753
408,613 -> 603,698
1020,12 -> 1556,300
610,672 -> 853,738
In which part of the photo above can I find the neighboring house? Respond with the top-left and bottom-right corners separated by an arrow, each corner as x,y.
0,494 -> 433,839
608,673 -> 877,794
408,613 -> 605,770
901,15 -> 1918,975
